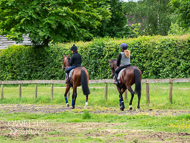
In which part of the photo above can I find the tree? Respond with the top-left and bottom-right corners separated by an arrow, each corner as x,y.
169,0 -> 190,29
123,0 -> 171,36
90,0 -> 134,38
0,0 -> 111,46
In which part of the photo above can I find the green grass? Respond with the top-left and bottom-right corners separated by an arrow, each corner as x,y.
0,110 -> 189,133
0,82 -> 190,110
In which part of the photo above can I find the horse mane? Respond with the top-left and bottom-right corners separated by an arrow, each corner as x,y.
68,57 -> 70,63
111,59 -> 117,63
63,56 -> 71,66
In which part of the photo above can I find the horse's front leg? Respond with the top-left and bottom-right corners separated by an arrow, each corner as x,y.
128,86 -> 135,110
117,86 -> 126,111
64,84 -> 70,107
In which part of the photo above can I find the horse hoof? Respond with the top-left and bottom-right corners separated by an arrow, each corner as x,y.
129,105 -> 133,110
66,103 -> 69,107
120,106 -> 124,111
136,108 -> 140,112
72,106 -> 75,109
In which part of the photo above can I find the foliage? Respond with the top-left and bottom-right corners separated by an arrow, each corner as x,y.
82,109 -> 91,119
122,0 -> 171,36
122,1 -> 137,15
168,22 -> 187,35
169,0 -> 190,29
0,0 -> 111,46
0,35 -> 190,80
90,0 -> 136,39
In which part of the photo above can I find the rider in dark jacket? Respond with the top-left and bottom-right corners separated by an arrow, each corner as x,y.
113,43 -> 131,85
65,44 -> 82,83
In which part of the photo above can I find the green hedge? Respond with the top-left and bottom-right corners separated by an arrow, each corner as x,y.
0,35 -> 189,80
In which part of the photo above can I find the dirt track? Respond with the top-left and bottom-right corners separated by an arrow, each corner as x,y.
0,104 -> 190,142
0,121 -> 190,142
0,104 -> 190,116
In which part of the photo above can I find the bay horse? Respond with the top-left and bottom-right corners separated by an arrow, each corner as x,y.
108,59 -> 142,111
62,55 -> 90,109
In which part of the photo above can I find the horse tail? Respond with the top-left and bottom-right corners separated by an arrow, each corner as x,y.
134,69 -> 141,95
81,69 -> 90,95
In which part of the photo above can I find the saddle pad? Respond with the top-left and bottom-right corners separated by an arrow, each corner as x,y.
118,68 -> 125,80
69,69 -> 74,78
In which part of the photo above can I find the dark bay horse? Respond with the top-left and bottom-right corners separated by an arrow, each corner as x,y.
109,59 -> 142,111
62,55 -> 90,109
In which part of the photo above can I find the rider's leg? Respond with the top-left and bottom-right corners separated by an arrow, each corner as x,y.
65,67 -> 72,83
65,66 -> 76,83
65,73 -> 69,83
113,66 -> 123,85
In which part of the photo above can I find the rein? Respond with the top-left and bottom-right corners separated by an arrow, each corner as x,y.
62,66 -> 69,70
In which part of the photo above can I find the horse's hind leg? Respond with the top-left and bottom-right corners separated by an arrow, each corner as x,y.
128,86 -> 135,110
137,92 -> 141,111
64,84 -> 70,107
71,86 -> 77,109
84,95 -> 88,108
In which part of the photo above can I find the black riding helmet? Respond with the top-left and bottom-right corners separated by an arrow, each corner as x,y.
71,44 -> 78,52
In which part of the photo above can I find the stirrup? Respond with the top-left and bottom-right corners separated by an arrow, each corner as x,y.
113,81 -> 118,85
66,79 -> 69,84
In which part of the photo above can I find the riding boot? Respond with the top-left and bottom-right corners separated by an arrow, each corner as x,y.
113,73 -> 118,85
65,73 -> 69,84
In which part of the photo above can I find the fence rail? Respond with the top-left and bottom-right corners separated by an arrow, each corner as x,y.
1,78 -> 190,103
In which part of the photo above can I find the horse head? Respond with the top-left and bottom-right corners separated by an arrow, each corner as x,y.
108,59 -> 117,77
62,54 -> 70,70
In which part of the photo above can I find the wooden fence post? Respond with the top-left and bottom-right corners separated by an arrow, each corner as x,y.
105,83 -> 108,101
19,84 -> 21,98
35,83 -> 37,99
169,82 -> 173,103
146,83 -> 150,104
1,84 -> 3,99
125,90 -> 127,100
51,84 -> 53,101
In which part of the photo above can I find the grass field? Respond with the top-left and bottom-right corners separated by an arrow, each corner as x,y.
0,82 -> 190,142
0,82 -> 190,109
0,110 -> 190,142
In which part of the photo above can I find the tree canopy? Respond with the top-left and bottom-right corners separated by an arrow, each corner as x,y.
0,0 -> 111,46
123,0 -> 171,36
91,0 -> 132,38
169,0 -> 190,29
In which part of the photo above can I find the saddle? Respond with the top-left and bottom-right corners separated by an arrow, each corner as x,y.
117,68 -> 125,81
69,69 -> 74,80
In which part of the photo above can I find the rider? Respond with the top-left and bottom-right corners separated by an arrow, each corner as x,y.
113,43 -> 131,85
65,44 -> 82,83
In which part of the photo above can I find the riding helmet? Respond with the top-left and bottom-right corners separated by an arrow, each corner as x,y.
71,44 -> 78,52
120,43 -> 128,50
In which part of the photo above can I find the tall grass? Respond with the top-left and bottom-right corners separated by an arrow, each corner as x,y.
0,82 -> 190,110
